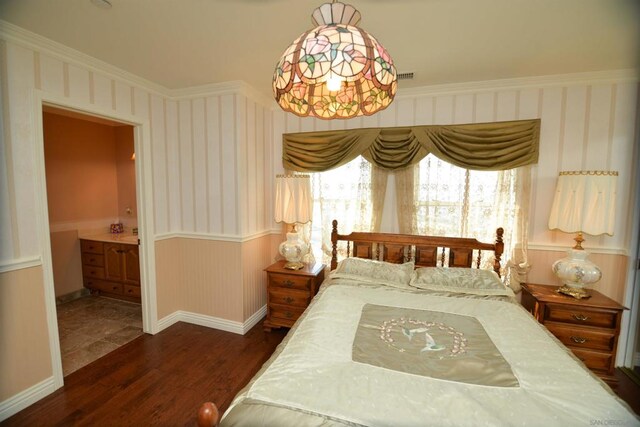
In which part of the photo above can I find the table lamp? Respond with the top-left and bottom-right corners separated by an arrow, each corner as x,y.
548,170 -> 617,299
274,174 -> 312,270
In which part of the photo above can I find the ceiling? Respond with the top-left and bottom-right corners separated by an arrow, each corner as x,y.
1,0 -> 638,97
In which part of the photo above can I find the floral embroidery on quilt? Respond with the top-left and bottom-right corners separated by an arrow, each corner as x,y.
378,318 -> 467,357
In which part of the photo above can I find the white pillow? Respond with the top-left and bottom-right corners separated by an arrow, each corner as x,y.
410,267 -> 514,297
332,257 -> 414,289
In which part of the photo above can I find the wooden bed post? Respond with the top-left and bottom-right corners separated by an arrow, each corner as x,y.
197,402 -> 220,427
331,219 -> 338,270
494,227 -> 504,275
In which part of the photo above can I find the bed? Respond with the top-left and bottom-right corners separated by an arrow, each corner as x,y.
197,221 -> 638,426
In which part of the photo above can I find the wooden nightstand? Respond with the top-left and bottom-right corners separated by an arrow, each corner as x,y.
521,283 -> 626,385
263,261 -> 326,331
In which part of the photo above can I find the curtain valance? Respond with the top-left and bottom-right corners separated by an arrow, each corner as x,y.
283,119 -> 540,172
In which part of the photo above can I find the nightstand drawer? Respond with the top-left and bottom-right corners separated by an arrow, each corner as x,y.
546,323 -> 615,351
269,273 -> 312,290
544,304 -> 617,329
269,288 -> 310,307
270,303 -> 304,322
571,348 -> 613,373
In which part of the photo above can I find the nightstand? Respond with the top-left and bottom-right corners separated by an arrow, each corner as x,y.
263,261 -> 326,331
521,283 -> 626,385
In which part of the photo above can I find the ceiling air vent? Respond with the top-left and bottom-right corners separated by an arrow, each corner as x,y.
397,72 -> 414,81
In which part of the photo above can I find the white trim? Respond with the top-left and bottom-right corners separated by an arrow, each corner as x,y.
527,243 -> 627,256
31,94 -> 65,391
157,305 -> 267,336
396,69 -> 639,99
154,229 -> 280,243
242,305 -> 267,334
0,256 -> 42,273
0,377 -> 56,422
48,217 -> 120,233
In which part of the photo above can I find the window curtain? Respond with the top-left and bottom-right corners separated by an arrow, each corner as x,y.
283,119 -> 540,172
395,159 -> 532,291
310,157 -> 388,264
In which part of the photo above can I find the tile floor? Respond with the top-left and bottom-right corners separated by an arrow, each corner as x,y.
56,295 -> 143,376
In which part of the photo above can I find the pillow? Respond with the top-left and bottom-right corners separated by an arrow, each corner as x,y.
409,267 -> 514,297
332,257 -> 414,289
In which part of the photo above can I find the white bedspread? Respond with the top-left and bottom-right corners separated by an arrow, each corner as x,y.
234,282 -> 638,426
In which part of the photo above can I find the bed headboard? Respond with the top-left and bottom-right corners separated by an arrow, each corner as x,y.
330,220 -> 504,276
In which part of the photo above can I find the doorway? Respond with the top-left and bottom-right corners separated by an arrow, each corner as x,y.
42,106 -> 144,376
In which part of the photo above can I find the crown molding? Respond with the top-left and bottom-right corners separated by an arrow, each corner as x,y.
172,80 -> 275,108
0,19 -> 169,97
396,69 -> 639,99
0,19 -> 272,104
2,19 -> 636,112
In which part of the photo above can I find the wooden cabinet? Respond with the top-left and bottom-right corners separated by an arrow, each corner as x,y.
81,239 -> 141,302
521,283 -> 625,385
263,261 -> 325,331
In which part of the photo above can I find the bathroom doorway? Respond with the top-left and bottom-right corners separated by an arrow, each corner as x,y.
42,106 -> 143,376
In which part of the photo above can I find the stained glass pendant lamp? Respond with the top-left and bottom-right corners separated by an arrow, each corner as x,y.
273,1 -> 398,120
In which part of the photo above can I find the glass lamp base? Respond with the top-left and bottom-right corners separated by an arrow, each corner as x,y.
556,285 -> 591,299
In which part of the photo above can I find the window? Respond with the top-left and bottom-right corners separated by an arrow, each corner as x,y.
308,154 -> 521,270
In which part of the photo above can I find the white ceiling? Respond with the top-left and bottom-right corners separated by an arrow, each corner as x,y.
1,0 -> 638,97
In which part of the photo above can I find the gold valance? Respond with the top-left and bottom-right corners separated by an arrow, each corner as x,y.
283,119 -> 540,172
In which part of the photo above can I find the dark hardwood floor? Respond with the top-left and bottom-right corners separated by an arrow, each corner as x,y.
2,321 -> 286,426
3,320 -> 638,426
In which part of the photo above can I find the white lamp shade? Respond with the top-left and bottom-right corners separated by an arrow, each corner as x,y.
548,171 -> 617,236
274,175 -> 312,224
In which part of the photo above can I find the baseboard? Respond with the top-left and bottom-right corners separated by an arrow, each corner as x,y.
0,377 -> 56,422
242,305 -> 267,334
634,352 -> 640,367
55,288 -> 90,305
157,305 -> 267,336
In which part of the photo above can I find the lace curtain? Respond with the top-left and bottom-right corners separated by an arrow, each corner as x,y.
395,155 -> 531,291
309,156 -> 388,264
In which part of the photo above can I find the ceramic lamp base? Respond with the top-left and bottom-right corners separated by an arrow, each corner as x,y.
556,284 -> 591,299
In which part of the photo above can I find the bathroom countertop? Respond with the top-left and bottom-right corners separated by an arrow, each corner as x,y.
79,232 -> 139,245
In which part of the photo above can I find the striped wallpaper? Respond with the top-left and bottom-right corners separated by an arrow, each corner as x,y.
0,38 -> 275,265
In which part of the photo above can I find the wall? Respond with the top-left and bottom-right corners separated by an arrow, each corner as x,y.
0,266 -> 52,402
273,76 -> 639,303
0,23 -> 276,416
115,126 -> 137,228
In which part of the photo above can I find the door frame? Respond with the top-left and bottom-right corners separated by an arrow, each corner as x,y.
32,90 -> 158,389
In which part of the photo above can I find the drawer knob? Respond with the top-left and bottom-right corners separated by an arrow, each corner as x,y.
570,336 -> 587,344
285,311 -> 293,318
572,314 -> 589,321
283,280 -> 294,288
284,297 -> 294,304
113,286 -> 118,291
